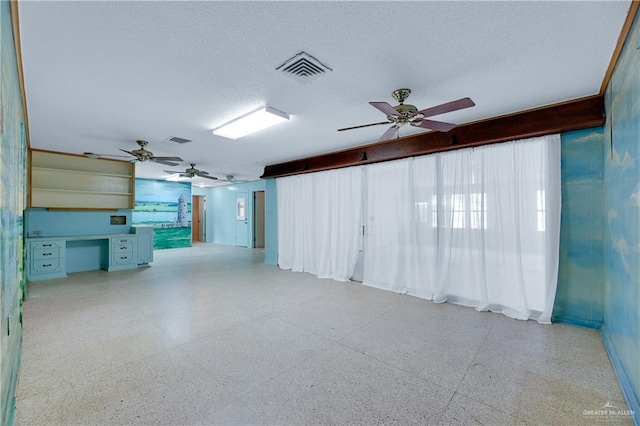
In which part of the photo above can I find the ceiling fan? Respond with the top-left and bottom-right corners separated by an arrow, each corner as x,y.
222,175 -> 248,184
338,88 -> 475,141
119,140 -> 183,166
164,164 -> 219,180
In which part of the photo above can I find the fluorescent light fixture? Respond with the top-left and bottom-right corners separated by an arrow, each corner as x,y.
165,173 -> 191,182
212,106 -> 289,139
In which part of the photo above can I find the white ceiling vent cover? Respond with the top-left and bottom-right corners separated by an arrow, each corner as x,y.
166,136 -> 192,144
276,51 -> 332,83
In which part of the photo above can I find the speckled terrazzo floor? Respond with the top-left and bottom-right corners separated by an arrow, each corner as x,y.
15,243 -> 632,425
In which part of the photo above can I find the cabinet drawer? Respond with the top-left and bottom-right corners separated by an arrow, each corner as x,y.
30,241 -> 63,250
111,253 -> 134,265
32,247 -> 61,260
111,237 -> 134,253
112,242 -> 133,253
30,259 -> 63,275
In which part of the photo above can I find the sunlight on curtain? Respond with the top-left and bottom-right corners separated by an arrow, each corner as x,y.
277,167 -> 363,281
363,135 -> 561,323
276,135 -> 560,323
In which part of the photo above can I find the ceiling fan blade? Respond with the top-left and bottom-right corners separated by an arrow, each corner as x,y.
199,175 -> 219,180
379,125 -> 399,141
151,158 -> 180,167
163,169 -> 181,174
370,102 -> 401,117
119,149 -> 138,157
338,121 -> 391,132
417,97 -> 475,118
411,119 -> 456,132
195,170 -> 210,175
152,156 -> 183,162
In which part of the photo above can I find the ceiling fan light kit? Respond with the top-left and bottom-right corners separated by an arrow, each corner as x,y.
212,106 -> 290,140
339,88 -> 475,141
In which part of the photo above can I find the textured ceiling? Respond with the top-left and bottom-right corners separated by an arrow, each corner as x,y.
18,1 -> 631,186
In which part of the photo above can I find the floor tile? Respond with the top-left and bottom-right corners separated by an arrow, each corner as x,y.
178,315 -> 333,397
242,343 -> 454,425
437,392 -> 518,425
15,243 -> 631,426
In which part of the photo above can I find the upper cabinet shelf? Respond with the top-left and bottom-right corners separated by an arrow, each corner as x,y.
29,149 -> 135,210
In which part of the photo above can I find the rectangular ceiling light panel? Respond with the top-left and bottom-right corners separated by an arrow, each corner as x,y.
212,106 -> 289,140
165,173 -> 191,182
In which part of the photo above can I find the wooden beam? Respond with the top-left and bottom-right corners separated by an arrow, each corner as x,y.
261,95 -> 605,179
600,1 -> 639,94
10,1 -> 30,148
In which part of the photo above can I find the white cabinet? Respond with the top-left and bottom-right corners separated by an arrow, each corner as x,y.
29,149 -> 135,209
132,226 -> 154,264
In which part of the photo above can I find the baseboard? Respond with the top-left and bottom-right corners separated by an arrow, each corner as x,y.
602,327 -> 639,426
264,257 -> 277,266
552,314 -> 603,330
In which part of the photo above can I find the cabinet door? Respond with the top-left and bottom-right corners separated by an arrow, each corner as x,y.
135,228 -> 154,264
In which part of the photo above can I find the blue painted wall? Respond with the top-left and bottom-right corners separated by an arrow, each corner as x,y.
601,9 -> 640,422
554,128 -> 605,328
0,2 -> 27,424
207,180 -> 266,246
264,178 -> 278,265
25,209 -> 132,237
192,179 -> 278,263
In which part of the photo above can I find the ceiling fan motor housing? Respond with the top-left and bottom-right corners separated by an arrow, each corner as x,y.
390,89 -> 418,124
391,104 -> 419,125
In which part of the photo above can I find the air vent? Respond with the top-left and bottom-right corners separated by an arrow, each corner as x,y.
166,136 -> 192,144
276,51 -> 332,83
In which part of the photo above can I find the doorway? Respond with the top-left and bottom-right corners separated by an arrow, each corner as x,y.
253,191 -> 266,248
235,192 -> 249,247
192,195 -> 206,242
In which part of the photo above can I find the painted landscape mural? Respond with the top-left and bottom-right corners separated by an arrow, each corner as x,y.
132,178 -> 192,249
1,2 -> 28,424
602,9 -> 640,420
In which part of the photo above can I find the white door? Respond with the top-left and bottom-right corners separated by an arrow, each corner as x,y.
235,192 -> 249,247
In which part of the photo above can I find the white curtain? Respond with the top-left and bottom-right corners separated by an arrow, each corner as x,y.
363,135 -> 561,323
277,166 -> 363,281
277,135 -> 561,323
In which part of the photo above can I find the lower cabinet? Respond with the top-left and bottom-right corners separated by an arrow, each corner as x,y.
132,226 -> 154,264
27,239 -> 67,281
26,232 -> 155,281
107,236 -> 138,271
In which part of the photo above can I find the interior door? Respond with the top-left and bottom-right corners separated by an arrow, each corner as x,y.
198,196 -> 206,241
192,196 -> 200,241
253,191 -> 265,248
235,192 -> 249,247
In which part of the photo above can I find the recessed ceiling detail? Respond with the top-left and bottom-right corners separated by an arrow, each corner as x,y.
166,136 -> 192,144
276,51 -> 332,83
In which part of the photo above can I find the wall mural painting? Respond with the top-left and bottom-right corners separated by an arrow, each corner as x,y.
132,178 -> 192,249
1,1 -> 28,423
